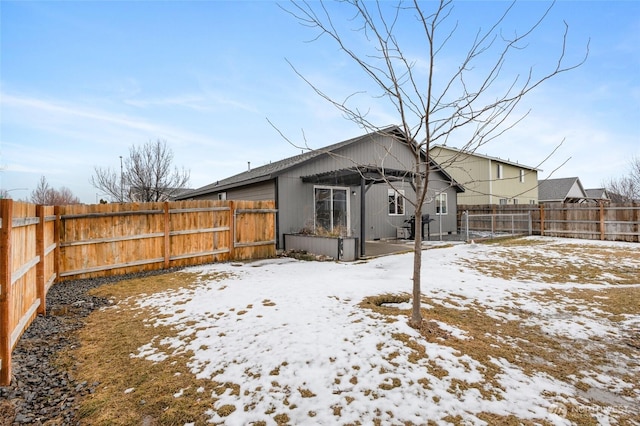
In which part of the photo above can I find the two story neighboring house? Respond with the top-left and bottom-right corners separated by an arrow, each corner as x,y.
429,145 -> 540,205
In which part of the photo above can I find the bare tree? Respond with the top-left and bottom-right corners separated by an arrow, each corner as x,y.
30,176 -> 81,205
284,0 -> 587,327
91,139 -> 190,202
30,176 -> 52,204
603,156 -> 640,202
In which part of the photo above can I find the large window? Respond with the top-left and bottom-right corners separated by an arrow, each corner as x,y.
388,189 -> 405,216
314,186 -> 349,235
436,193 -> 447,215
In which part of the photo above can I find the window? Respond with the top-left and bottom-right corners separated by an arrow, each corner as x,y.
435,193 -> 447,215
519,169 -> 525,183
314,187 -> 349,235
497,164 -> 503,179
388,189 -> 405,215
218,192 -> 227,200
499,198 -> 507,205
513,198 -> 518,205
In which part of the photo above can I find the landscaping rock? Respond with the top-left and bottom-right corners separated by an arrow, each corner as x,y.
0,269 -> 182,425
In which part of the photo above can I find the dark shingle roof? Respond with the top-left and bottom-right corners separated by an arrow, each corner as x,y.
538,177 -> 584,202
585,188 -> 608,200
178,126 -> 402,198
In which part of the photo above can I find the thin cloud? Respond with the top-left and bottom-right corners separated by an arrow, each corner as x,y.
1,92 -> 224,148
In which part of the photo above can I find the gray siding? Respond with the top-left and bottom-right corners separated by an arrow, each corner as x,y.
276,133 -> 459,245
226,181 -> 275,201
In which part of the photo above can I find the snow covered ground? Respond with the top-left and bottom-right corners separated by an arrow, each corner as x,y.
128,237 -> 640,425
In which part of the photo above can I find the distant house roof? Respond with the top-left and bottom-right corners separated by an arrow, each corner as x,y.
430,144 -> 541,171
178,126 -> 463,199
585,188 -> 609,201
538,177 -> 588,203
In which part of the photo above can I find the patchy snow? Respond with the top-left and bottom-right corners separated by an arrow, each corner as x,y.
128,237 -> 639,425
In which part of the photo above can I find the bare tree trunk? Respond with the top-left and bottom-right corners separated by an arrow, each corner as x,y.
411,175 -> 423,327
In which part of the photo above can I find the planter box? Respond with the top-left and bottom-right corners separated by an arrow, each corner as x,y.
283,234 -> 359,261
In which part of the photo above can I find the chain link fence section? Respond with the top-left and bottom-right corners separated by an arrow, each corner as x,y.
460,211 -> 532,242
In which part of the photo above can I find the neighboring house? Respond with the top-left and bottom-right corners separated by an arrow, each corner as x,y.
585,188 -> 611,203
177,126 -> 464,250
429,145 -> 540,205
538,177 -> 588,203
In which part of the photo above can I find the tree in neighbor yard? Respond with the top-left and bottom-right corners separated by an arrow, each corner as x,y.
284,0 -> 588,327
91,139 -> 190,203
603,156 -> 640,202
30,176 -> 81,205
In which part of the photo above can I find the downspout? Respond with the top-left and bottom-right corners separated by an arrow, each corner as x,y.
274,177 -> 280,250
360,176 -> 366,258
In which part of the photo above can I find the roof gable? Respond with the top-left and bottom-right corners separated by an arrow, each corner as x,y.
538,177 -> 587,202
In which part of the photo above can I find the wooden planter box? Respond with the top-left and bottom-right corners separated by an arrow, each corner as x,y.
283,234 -> 359,261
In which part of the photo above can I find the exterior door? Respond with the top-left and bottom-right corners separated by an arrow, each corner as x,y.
314,186 -> 350,235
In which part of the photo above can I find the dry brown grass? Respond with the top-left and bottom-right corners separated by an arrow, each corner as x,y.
357,238 -> 640,424
467,238 -> 640,285
60,238 -> 639,425
57,271 -> 236,425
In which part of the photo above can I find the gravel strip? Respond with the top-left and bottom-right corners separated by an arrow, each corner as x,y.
0,269 -> 182,425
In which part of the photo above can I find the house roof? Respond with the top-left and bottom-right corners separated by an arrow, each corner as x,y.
430,144 -> 541,171
538,177 -> 587,202
178,126 -> 463,198
585,188 -> 609,200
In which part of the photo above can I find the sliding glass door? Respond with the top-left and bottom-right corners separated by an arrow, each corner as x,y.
314,186 -> 349,235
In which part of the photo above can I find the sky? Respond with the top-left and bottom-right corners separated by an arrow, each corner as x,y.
1,1 -> 639,203
127,237 -> 639,424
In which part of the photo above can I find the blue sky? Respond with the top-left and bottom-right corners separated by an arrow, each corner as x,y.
1,1 -> 638,203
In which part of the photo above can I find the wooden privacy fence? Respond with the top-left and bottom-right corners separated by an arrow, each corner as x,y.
458,202 -> 640,242
0,199 -> 276,385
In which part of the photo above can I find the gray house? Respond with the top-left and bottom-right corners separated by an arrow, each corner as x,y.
177,126 -> 463,254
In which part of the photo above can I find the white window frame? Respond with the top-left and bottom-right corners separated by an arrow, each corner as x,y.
435,192 -> 448,215
519,169 -> 525,183
388,189 -> 405,216
499,198 -> 507,205
218,192 -> 227,200
313,185 -> 351,235
497,164 -> 503,179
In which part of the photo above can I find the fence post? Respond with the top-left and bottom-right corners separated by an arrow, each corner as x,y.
36,205 -> 46,315
228,200 -> 236,261
539,204 -> 545,236
0,199 -> 14,385
528,211 -> 532,236
599,201 -> 605,241
637,202 -> 640,243
491,205 -> 496,236
53,206 -> 62,281
163,202 -> 170,269
464,210 -> 469,242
